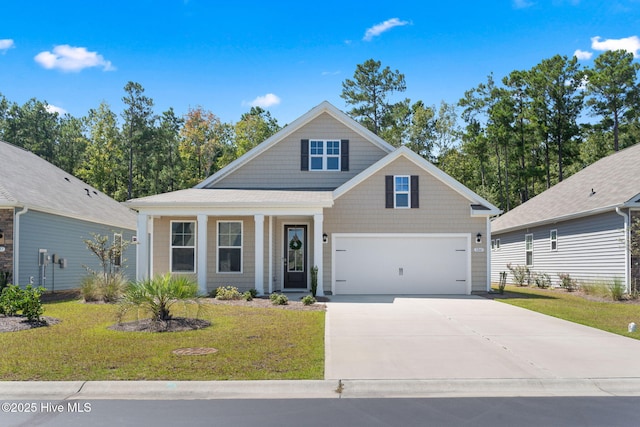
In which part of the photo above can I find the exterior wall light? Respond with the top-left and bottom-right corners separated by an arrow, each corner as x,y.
476,232 -> 482,244
322,233 -> 328,243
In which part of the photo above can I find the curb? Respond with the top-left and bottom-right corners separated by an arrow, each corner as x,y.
2,378 -> 640,400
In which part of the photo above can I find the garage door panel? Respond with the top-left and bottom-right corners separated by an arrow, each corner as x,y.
334,235 -> 469,295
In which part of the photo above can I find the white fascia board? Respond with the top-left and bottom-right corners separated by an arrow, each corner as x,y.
5,203 -> 136,231
134,206 -> 326,217
195,101 -> 394,189
491,205 -> 619,235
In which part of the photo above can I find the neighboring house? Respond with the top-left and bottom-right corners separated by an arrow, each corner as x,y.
126,101 -> 500,296
491,143 -> 640,292
0,141 -> 137,290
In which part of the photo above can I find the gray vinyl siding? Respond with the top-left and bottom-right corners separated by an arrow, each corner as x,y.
211,112 -> 388,190
491,210 -> 626,286
17,210 -> 136,290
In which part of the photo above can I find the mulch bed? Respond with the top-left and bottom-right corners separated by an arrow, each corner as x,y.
0,316 -> 61,332
108,317 -> 211,333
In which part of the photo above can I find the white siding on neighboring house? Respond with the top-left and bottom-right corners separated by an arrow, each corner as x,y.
491,211 -> 626,286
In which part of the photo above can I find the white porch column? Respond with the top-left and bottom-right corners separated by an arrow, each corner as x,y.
254,214 -> 265,295
197,214 -> 208,295
268,216 -> 274,295
313,214 -> 325,296
136,213 -> 149,281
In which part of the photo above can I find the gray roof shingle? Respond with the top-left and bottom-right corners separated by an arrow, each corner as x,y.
0,141 -> 136,229
492,143 -> 640,233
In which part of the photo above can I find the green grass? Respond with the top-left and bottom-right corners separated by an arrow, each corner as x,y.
0,300 -> 324,381
491,285 -> 640,339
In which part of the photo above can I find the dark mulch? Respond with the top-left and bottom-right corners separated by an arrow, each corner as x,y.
0,316 -> 61,333
108,317 -> 212,333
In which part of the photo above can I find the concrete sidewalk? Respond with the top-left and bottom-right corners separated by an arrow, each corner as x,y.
325,295 -> 640,381
2,378 -> 640,400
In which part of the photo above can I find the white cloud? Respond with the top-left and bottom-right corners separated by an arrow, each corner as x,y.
34,45 -> 115,72
247,93 -> 281,108
591,35 -> 640,57
513,0 -> 534,9
0,39 -> 15,53
45,104 -> 68,115
573,49 -> 593,60
363,18 -> 410,41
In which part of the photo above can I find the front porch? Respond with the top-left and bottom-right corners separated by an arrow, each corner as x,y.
135,208 -> 330,296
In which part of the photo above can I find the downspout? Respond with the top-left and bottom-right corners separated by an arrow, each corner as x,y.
13,206 -> 29,285
615,207 -> 630,293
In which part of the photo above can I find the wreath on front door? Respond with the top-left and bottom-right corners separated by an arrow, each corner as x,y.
289,236 -> 302,251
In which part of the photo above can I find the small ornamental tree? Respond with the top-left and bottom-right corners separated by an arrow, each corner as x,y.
82,233 -> 129,302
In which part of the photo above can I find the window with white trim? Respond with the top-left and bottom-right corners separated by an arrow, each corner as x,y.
171,221 -> 196,273
496,238 -> 500,250
550,229 -> 558,251
113,233 -> 123,267
218,221 -> 242,273
309,140 -> 340,171
525,234 -> 533,266
394,176 -> 410,208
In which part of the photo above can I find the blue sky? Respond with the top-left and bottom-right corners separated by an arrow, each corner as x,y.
1,1 -> 639,126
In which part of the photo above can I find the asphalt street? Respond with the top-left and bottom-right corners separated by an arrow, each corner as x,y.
3,397 -> 640,427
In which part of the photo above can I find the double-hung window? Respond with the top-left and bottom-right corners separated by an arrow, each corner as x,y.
218,221 -> 242,273
113,233 -> 123,267
309,140 -> 340,171
171,221 -> 196,273
394,176 -> 410,208
525,234 -> 533,266
550,229 -> 558,251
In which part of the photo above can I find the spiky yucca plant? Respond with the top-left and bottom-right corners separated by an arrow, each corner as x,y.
118,273 -> 200,322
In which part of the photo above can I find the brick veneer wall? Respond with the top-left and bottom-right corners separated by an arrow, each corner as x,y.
0,209 -> 13,274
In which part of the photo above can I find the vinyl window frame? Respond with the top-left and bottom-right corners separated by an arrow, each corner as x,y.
525,233 -> 534,266
394,175 -> 411,208
550,229 -> 558,252
217,220 -> 243,274
309,139 -> 341,171
170,220 -> 196,274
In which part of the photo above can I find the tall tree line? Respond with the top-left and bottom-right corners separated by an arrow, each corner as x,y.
341,53 -> 640,212
0,83 -> 280,201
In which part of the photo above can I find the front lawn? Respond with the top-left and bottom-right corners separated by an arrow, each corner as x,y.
0,300 -> 324,381
490,285 -> 640,339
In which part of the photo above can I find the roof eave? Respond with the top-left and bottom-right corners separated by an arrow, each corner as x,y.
491,204 -> 620,234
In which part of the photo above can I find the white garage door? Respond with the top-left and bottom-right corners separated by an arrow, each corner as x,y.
333,234 -> 470,295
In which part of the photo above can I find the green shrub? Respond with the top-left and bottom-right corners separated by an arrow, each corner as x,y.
80,271 -> 128,302
0,284 -> 45,321
581,281 -> 608,297
310,266 -> 318,297
242,291 -> 253,301
507,263 -> 530,286
0,284 -> 23,316
118,274 -> 200,322
215,286 -> 242,300
608,277 -> 626,301
558,273 -> 578,292
301,295 -> 316,306
498,271 -> 507,294
270,293 -> 288,306
533,272 -> 551,289
248,289 -> 258,298
20,285 -> 45,322
0,270 -> 11,292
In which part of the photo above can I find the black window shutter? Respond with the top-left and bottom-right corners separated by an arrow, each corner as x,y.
385,175 -> 394,208
411,175 -> 419,208
301,139 -> 309,171
341,139 -> 349,171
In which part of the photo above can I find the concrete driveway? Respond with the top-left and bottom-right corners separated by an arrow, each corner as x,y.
325,295 -> 640,381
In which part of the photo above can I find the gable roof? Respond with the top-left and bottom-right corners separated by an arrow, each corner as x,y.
334,146 -> 501,216
492,143 -> 640,233
195,101 -> 395,189
0,140 -> 136,230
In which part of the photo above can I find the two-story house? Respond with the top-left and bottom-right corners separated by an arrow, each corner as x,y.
125,101 -> 500,296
